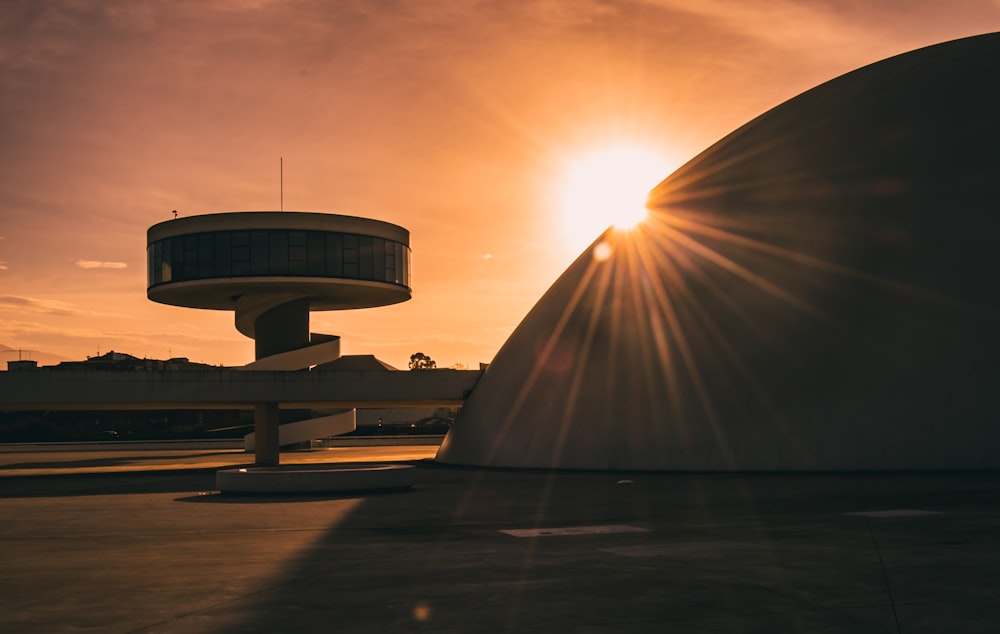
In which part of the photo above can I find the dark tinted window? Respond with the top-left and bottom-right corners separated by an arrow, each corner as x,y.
148,229 -> 410,289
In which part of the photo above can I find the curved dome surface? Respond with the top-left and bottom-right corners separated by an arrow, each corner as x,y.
437,32 -> 1000,470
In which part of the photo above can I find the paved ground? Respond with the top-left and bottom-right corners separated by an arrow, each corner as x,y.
1,447 -> 998,633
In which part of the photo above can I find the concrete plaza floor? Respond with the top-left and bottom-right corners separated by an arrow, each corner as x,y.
1,446 -> 999,632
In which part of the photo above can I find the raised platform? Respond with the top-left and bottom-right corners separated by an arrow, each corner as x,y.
215,462 -> 415,494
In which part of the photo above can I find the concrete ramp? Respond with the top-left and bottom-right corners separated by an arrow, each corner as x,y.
245,409 -> 356,451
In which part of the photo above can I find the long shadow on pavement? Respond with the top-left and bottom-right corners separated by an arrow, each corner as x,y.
148,468 -> 1000,633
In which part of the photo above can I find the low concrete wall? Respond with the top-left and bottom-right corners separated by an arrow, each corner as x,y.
0,439 -> 245,452
0,436 -> 444,452
313,435 -> 444,447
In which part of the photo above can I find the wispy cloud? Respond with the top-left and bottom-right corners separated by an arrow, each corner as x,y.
0,317 -> 239,342
75,259 -> 127,269
0,316 -> 251,366
0,261 -> 7,270
0,295 -> 82,316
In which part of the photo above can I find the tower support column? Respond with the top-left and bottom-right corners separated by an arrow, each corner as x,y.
254,402 -> 280,466
254,299 -> 310,360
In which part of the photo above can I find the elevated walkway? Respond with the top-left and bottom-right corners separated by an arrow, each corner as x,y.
0,368 -> 481,410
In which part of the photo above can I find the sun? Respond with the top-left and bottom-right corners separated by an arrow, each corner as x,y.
559,145 -> 672,251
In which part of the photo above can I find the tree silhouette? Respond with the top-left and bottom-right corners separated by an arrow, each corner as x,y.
408,352 -> 437,370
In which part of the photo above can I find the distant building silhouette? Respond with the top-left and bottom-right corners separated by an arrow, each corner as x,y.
6,360 -> 38,372
51,350 -> 221,372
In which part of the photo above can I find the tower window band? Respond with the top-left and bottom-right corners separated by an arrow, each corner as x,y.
148,229 -> 411,289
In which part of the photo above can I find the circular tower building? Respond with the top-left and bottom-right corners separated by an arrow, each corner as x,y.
147,211 -> 411,463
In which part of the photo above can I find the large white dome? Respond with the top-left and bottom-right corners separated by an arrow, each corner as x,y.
437,32 -> 1000,470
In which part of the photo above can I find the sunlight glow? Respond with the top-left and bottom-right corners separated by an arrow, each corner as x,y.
560,145 -> 672,251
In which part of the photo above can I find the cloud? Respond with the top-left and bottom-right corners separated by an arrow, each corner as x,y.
75,259 -> 127,269
0,316 -> 239,342
0,295 -> 82,316
643,0 -> 1000,62
0,261 -> 7,270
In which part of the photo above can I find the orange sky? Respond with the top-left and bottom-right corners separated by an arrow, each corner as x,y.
1,1 -> 998,369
